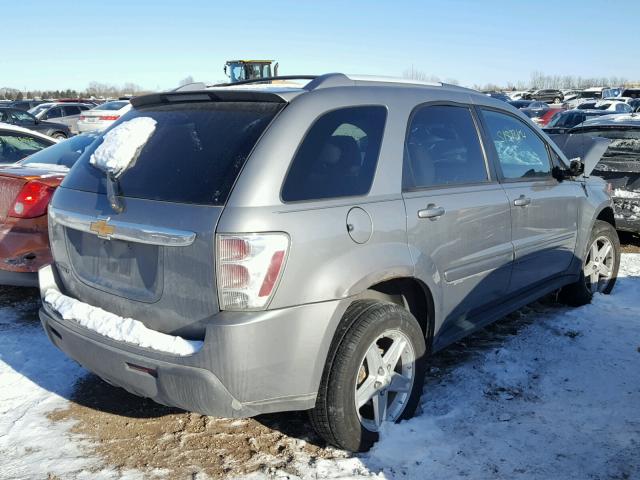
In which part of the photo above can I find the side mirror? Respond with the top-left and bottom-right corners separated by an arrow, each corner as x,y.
569,157 -> 584,176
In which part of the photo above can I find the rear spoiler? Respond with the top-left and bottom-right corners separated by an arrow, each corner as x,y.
548,133 -> 611,177
131,89 -> 288,108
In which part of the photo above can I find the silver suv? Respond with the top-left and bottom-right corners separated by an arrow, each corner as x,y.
39,74 -> 620,452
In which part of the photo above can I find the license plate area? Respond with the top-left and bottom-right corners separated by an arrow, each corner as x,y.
64,228 -> 163,303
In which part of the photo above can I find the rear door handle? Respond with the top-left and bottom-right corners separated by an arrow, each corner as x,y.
418,204 -> 445,219
513,195 -> 531,207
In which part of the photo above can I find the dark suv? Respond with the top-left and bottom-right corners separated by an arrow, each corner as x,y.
39,74 -> 619,452
0,107 -> 71,138
527,89 -> 564,104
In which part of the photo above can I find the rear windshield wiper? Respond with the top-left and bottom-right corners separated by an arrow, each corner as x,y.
106,173 -> 125,213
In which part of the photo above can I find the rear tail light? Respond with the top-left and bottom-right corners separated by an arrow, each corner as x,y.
79,115 -> 86,120
9,181 -> 55,219
216,233 -> 289,310
98,115 -> 120,121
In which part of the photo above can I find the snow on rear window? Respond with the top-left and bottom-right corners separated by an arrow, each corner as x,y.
89,117 -> 156,177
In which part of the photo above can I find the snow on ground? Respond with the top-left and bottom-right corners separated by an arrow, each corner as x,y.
0,255 -> 639,479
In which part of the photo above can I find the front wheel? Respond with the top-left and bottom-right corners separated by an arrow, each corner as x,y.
553,97 -> 561,104
559,220 -> 620,306
309,301 -> 427,452
51,132 -> 67,139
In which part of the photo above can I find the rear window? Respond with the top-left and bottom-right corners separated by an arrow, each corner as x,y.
62,101 -> 282,205
20,133 -> 98,169
281,106 -> 386,202
94,101 -> 128,111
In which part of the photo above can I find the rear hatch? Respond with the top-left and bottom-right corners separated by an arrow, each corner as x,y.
49,93 -> 285,339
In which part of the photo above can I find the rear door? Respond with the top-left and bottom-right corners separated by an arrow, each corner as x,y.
478,108 -> 582,292
402,104 -> 512,333
49,97 -> 284,339
61,105 -> 82,133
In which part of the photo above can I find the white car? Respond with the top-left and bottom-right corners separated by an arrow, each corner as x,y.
576,100 -> 633,113
76,100 -> 131,133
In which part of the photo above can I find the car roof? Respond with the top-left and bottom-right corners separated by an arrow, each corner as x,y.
576,113 -> 640,128
135,73 -> 483,108
0,122 -> 59,142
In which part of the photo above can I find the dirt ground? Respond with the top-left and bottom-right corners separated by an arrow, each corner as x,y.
46,302 -> 553,479
39,233 -> 640,478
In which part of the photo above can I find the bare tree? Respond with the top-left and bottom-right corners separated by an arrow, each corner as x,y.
179,75 -> 195,86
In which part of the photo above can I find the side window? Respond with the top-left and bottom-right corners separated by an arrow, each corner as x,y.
47,107 -> 63,119
403,105 -> 488,190
281,106 -> 386,202
481,109 -> 552,180
63,105 -> 81,116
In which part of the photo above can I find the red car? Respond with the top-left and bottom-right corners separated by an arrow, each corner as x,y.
0,132 -> 97,286
532,107 -> 566,127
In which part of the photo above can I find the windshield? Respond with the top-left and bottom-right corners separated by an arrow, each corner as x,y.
28,105 -> 51,116
20,133 -> 98,169
62,101 -> 283,205
584,129 -> 640,169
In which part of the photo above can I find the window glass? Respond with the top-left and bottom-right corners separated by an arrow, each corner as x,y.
63,101 -> 283,205
10,110 -> 35,124
47,107 -> 63,119
20,133 -> 99,168
63,105 -> 81,116
281,106 -> 386,202
0,132 -> 52,164
481,109 -> 551,180
403,105 -> 487,189
94,101 -> 128,111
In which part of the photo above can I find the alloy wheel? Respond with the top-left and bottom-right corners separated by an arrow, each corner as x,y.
583,235 -> 615,294
354,329 -> 416,432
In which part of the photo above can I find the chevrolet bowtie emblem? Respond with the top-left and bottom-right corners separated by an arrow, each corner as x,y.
90,219 -> 115,239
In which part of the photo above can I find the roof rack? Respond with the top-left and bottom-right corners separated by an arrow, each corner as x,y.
211,75 -> 318,88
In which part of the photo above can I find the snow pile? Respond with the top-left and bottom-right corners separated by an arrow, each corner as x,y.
292,254 -> 640,479
89,117 -> 156,177
43,289 -> 202,356
613,188 -> 640,199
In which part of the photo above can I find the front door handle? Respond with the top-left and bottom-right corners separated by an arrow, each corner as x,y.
418,204 -> 445,219
513,195 -> 531,207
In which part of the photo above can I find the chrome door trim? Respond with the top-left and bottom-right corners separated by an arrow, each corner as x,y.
49,206 -> 196,247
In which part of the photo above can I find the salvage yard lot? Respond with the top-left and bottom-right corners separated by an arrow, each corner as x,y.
2,252 -> 639,480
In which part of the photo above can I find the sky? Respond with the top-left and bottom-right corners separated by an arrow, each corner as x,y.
2,0 -> 639,92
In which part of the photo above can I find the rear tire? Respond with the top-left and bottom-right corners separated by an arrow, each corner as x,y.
553,97 -> 561,104
559,220 -> 620,306
309,300 -> 427,452
51,132 -> 67,139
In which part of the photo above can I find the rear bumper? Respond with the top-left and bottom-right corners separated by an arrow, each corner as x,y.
39,264 -> 348,417
0,216 -> 51,277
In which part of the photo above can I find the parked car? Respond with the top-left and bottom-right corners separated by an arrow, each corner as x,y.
0,133 -> 98,286
619,88 -> 640,98
39,74 -> 619,453
525,89 -> 564,103
534,107 -> 565,126
563,90 -> 602,109
1,100 -> 46,111
0,107 -> 71,139
77,100 -> 131,133
483,91 -> 511,102
571,114 -> 640,233
543,109 -> 613,134
28,102 -> 92,134
508,100 -> 547,110
0,123 -> 56,165
576,101 -> 633,113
